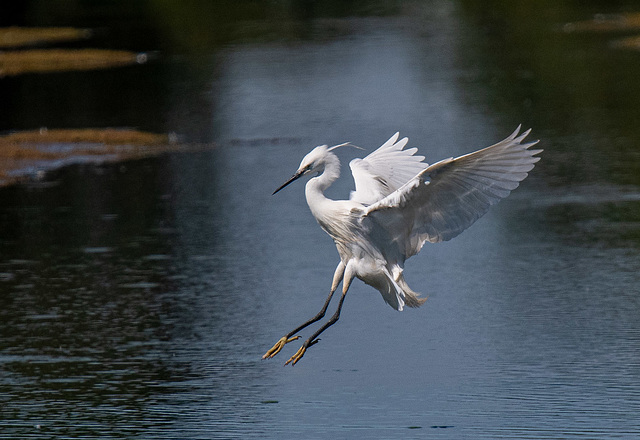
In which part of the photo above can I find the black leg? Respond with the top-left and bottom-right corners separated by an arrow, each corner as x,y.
284,284 -> 336,338
304,289 -> 347,348
285,263 -> 354,365
262,262 -> 345,360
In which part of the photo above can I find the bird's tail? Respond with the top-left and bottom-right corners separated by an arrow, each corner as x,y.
373,266 -> 427,311
396,272 -> 428,309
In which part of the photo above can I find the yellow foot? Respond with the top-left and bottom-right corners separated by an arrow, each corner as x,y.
285,345 -> 306,366
262,335 -> 300,359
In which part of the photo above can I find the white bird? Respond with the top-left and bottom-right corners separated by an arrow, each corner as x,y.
264,126 -> 541,365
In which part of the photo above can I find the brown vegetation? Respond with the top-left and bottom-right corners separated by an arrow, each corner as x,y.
563,13 -> 640,33
0,128 -> 205,186
0,49 -> 143,76
0,26 -> 90,48
0,128 -> 170,147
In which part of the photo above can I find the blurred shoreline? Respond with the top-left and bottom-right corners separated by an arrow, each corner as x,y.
0,127 -> 210,187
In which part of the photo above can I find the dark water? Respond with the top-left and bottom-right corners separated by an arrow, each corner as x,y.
2,1 -> 640,438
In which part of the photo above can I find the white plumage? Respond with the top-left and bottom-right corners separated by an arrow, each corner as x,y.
349,132 -> 428,204
265,126 -> 541,365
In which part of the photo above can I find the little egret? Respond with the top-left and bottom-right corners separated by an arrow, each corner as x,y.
264,126 -> 541,365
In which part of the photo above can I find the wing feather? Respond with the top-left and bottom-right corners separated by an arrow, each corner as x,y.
349,132 -> 429,205
362,126 -> 541,260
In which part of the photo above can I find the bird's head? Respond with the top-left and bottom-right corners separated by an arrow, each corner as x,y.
273,143 -> 355,195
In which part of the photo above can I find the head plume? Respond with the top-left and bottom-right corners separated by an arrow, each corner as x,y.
327,142 -> 364,152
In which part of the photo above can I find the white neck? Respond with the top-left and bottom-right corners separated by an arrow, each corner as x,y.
304,152 -> 340,220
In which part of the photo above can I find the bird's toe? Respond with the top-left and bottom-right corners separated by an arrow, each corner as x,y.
285,345 -> 306,366
262,335 -> 300,359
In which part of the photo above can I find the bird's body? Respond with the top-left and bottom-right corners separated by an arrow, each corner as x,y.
304,157 -> 425,311
265,127 -> 541,365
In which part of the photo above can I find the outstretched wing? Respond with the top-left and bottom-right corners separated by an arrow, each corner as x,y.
349,132 -> 429,205
362,126 -> 542,261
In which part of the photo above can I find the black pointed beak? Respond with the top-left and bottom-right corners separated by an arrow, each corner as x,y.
273,170 -> 304,195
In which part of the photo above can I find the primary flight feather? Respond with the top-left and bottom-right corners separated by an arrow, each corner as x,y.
265,126 -> 541,365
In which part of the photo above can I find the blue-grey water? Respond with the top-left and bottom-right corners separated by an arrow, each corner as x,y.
2,1 -> 640,439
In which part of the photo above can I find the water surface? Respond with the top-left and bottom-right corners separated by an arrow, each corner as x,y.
1,1 -> 640,438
